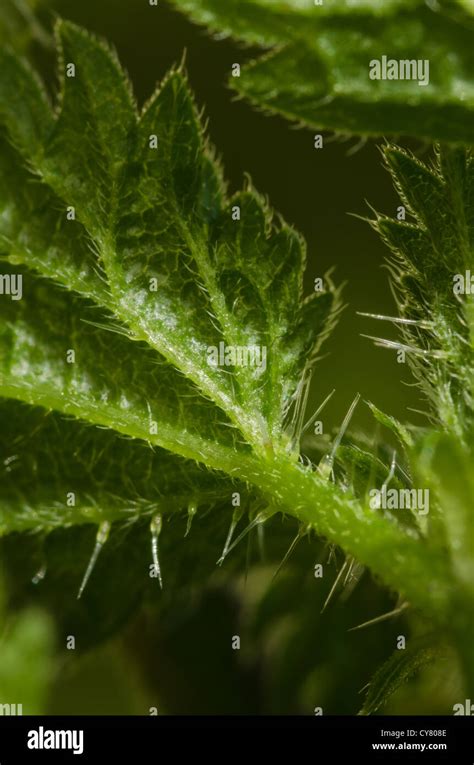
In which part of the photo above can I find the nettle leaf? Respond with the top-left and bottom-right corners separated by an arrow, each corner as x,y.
0,401 -> 251,644
0,21 -> 336,566
0,21 -> 463,640
0,22 -> 336,453
420,433 -> 474,591
0,401 -> 240,535
368,145 -> 474,440
0,261 -> 247,471
366,401 -> 413,450
366,146 -> 474,691
413,429 -> 474,677
359,634 -> 446,715
172,0 -> 474,144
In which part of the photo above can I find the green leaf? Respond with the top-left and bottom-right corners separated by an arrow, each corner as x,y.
368,145 -> 474,692
367,401 -> 414,449
172,0 -> 474,144
0,261 -> 247,471
368,145 -> 474,440
0,400 -> 248,643
0,400 -> 241,535
413,431 -> 474,686
418,433 -> 474,589
0,21 -> 338,455
359,634 -> 445,715
0,21 -> 461,643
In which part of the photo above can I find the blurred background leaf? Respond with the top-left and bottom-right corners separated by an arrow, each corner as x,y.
0,0 -> 52,51
0,576 -> 55,714
170,0 -> 474,145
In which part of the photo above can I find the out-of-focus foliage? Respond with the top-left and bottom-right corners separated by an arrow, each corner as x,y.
0,578 -> 55,714
171,0 -> 474,144
0,0 -> 52,51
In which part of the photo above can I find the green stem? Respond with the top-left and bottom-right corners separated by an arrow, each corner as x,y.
236,453 -> 453,624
